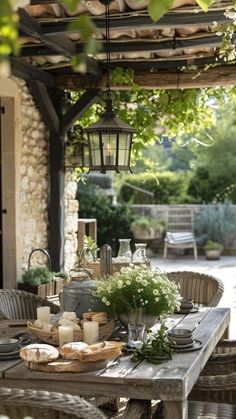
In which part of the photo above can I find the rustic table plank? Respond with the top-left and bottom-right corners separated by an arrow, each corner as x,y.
0,307 -> 230,419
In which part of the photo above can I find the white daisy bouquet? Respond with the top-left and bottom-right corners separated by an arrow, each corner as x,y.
94,264 -> 180,317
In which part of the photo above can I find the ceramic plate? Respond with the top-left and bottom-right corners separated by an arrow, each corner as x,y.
172,339 -> 203,353
0,346 -> 21,360
175,307 -> 199,314
169,341 -> 193,349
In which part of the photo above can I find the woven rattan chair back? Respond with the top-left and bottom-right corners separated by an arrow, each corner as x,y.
167,271 -> 224,307
0,289 -> 60,320
0,387 -> 106,419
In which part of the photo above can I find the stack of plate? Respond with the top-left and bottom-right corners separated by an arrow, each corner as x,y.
167,328 -> 202,352
0,338 -> 21,361
176,298 -> 199,314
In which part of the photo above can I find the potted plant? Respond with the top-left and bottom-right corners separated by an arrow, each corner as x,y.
94,264 -> 180,329
204,241 -> 223,260
18,267 -> 69,297
131,216 -> 166,240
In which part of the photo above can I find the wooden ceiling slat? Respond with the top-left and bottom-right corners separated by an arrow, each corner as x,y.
39,10 -> 230,36
18,8 -> 76,57
20,34 -> 222,56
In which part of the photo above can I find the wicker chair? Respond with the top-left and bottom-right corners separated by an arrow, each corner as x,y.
167,271 -> 224,307
0,387 -> 106,419
0,289 -> 60,320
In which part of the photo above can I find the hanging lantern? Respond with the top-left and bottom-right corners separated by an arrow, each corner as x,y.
65,125 -> 90,169
85,0 -> 136,173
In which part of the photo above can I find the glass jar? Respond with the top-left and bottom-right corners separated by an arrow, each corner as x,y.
117,239 -> 132,262
132,243 -> 147,263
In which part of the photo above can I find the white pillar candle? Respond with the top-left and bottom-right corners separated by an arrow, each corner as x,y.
59,325 -> 74,347
37,306 -> 50,323
83,321 -> 99,345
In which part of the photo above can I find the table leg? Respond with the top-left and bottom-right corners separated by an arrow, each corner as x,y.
163,400 -> 188,419
122,399 -> 151,419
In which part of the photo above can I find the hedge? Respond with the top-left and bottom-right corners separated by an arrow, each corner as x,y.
118,171 -> 188,204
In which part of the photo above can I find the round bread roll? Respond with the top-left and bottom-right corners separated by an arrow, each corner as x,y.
20,344 -> 59,364
33,319 -> 44,329
60,340 -> 122,362
60,342 -> 88,358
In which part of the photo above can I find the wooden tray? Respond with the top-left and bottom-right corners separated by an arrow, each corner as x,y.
88,260 -> 150,278
27,319 -> 115,346
25,358 -> 108,373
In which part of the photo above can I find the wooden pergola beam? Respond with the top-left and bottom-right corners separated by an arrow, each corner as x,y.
61,89 -> 101,135
55,66 -> 236,90
10,57 -> 55,86
28,81 -> 64,272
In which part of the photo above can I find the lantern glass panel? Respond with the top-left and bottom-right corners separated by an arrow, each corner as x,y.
102,132 -> 116,166
118,133 -> 132,166
89,133 -> 101,166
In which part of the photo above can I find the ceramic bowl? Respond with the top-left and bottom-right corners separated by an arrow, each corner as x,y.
167,335 -> 193,346
168,328 -> 192,338
178,298 -> 193,309
0,338 -> 20,353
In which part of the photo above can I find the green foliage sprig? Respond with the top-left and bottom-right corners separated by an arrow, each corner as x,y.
131,324 -> 173,364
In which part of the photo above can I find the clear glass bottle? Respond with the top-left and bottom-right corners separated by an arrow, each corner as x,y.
132,243 -> 147,263
117,239 -> 132,261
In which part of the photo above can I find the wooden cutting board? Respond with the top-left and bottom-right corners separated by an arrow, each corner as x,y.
25,358 -> 108,373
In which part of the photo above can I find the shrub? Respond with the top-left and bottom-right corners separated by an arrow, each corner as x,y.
77,183 -> 135,255
79,173 -> 112,190
195,203 -> 236,247
118,172 -> 188,204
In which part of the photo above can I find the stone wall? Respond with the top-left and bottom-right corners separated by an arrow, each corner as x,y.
14,77 -> 50,273
64,169 -> 79,273
11,77 -> 78,276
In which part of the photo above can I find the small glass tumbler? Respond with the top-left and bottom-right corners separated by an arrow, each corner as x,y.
128,322 -> 145,349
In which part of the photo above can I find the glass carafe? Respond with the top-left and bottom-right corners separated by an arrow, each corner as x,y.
117,239 -> 132,262
132,243 -> 147,263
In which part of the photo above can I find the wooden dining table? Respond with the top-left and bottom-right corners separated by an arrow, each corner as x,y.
0,307 -> 230,419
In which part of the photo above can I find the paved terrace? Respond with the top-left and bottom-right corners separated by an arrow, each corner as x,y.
150,255 -> 236,339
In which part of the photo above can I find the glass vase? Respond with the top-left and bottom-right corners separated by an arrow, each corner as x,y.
132,243 -> 147,263
117,239 -> 132,262
127,308 -> 145,349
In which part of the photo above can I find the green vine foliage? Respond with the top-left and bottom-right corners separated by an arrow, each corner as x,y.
71,84 -> 236,163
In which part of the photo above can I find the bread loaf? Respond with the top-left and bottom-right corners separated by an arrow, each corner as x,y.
20,344 -> 59,364
60,340 -> 122,362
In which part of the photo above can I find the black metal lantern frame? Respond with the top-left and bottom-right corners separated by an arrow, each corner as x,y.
85,0 -> 136,173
